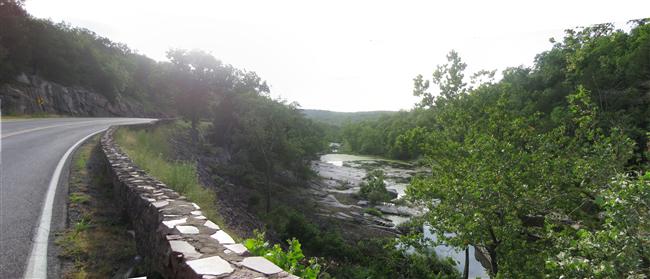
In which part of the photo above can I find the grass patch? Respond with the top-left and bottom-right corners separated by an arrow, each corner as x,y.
74,216 -> 92,234
113,123 -> 234,239
69,193 -> 90,204
56,136 -> 141,279
74,147 -> 90,170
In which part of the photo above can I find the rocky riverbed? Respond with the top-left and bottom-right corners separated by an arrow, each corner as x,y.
309,154 -> 424,234
311,153 -> 489,278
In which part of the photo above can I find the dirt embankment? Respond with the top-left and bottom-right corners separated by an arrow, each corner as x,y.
168,127 -> 267,240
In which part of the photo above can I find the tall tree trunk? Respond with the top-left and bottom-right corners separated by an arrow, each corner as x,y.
190,118 -> 199,145
463,246 -> 469,279
487,246 -> 498,276
265,165 -> 271,214
487,226 -> 499,276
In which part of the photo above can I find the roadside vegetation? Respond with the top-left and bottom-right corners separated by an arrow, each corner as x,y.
113,123 -> 236,238
244,231 -> 321,279
56,136 -> 142,279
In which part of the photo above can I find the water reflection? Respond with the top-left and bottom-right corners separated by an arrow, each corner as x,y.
424,225 -> 488,278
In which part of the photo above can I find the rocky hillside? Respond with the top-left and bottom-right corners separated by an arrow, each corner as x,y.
1,74 -> 162,117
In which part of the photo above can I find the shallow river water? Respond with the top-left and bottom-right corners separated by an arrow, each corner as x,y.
318,153 -> 489,278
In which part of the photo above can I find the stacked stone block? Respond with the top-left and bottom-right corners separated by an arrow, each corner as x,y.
101,126 -> 298,279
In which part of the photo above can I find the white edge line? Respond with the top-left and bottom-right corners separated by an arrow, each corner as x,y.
23,128 -> 108,279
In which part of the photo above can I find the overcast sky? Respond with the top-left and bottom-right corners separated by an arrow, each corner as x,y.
25,0 -> 649,112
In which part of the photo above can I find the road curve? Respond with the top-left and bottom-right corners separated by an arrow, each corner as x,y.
0,117 -> 155,278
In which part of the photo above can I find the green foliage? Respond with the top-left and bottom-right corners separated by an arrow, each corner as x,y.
165,49 -> 237,127
258,208 -> 459,278
407,85 -> 635,276
546,173 -> 650,277
244,231 -> 321,279
0,5 -> 277,118
263,207 -> 350,260
342,21 -> 650,277
0,3 -> 180,114
1,9 -> 128,100
359,170 -> 392,204
343,22 -> 650,165
211,91 -> 326,212
74,216 -> 92,234
328,238 -> 460,279
414,50 -> 468,108
341,110 -> 426,159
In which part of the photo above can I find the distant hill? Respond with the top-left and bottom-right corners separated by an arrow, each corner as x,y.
301,109 -> 396,126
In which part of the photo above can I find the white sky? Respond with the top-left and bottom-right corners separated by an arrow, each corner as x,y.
25,0 -> 650,112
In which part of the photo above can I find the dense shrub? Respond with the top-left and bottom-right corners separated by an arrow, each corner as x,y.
359,170 -> 392,204
244,231 -> 320,279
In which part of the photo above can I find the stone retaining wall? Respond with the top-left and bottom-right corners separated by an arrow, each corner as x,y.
100,124 -> 298,279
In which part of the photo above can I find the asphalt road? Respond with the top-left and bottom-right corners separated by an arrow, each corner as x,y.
0,117 -> 154,278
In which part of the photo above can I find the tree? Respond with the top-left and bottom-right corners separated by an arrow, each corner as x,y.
338,21 -> 649,278
167,49 -> 226,131
413,50 -> 467,108
0,0 -> 30,80
432,50 -> 467,102
211,69 -> 269,148
239,94 -> 288,213
359,170 -> 391,205
407,87 -> 635,277
218,92 -> 324,213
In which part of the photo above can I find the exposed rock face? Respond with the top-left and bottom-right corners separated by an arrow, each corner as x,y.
101,123 -> 297,279
0,75 -> 160,117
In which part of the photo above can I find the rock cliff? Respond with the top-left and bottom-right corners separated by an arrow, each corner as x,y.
0,74 -> 162,117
